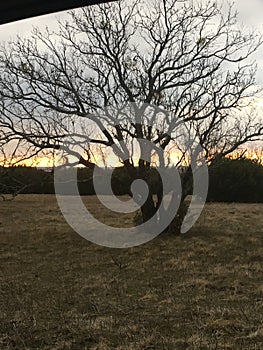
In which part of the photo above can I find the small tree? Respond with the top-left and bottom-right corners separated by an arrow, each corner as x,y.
0,0 -> 262,230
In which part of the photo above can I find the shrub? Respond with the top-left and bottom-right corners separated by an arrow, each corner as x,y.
207,158 -> 263,203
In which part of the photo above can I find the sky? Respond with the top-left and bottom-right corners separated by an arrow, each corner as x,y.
0,0 -> 262,166
0,0 -> 262,80
0,0 -> 263,40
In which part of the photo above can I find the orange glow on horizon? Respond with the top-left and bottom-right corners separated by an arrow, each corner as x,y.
1,147 -> 262,168
0,155 -> 55,168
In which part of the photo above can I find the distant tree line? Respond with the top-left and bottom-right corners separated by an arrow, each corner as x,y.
0,158 -> 263,202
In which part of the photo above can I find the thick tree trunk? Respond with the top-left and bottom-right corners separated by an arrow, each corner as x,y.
124,163 -> 193,233
165,168 -> 192,234
140,192 -> 157,224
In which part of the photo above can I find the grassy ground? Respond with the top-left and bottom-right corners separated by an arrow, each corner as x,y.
0,194 -> 262,349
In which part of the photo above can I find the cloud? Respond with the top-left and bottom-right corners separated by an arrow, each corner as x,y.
235,0 -> 263,26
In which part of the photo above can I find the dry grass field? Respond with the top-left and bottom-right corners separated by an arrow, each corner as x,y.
0,194 -> 263,349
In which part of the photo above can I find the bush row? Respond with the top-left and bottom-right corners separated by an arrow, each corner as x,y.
0,157 -> 262,202
207,158 -> 263,203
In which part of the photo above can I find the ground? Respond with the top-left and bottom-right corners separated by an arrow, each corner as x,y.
0,195 -> 262,349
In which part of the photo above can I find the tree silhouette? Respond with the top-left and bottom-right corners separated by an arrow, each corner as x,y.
0,0 -> 262,231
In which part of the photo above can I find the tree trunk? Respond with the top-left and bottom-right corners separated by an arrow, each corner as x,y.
140,192 -> 157,224
125,163 -> 193,233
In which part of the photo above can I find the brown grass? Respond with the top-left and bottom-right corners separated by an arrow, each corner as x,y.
0,195 -> 263,349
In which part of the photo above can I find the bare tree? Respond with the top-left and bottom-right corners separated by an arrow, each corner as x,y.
0,0 -> 262,230
232,145 -> 263,165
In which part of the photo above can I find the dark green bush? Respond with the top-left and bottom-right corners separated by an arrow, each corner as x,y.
207,158 -> 263,203
0,166 -> 51,195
